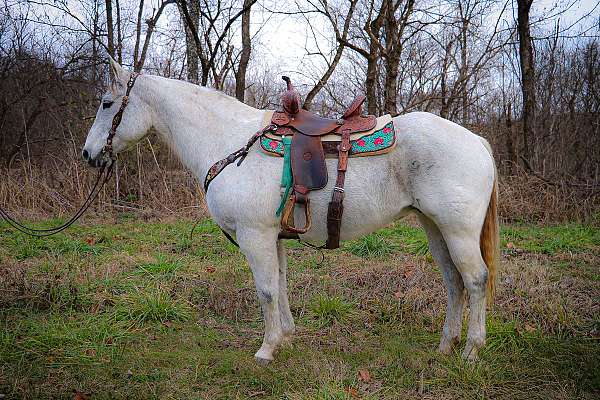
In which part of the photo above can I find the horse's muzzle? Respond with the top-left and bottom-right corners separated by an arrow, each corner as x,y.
82,149 -> 108,168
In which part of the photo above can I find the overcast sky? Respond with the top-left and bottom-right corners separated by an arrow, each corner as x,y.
255,0 -> 599,80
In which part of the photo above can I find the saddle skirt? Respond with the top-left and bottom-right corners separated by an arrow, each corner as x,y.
260,113 -> 395,158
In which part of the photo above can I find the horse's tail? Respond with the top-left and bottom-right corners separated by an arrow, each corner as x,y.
479,138 -> 499,306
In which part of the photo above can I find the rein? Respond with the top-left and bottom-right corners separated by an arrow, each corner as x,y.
0,72 -> 140,237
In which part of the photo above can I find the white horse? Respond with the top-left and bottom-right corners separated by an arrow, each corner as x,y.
83,59 -> 499,363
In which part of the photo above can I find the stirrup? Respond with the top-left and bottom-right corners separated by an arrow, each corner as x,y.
280,195 -> 312,234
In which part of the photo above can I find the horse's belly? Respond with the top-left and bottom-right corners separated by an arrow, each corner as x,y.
296,154 -> 413,243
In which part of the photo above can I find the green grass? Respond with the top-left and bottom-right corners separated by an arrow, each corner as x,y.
0,217 -> 598,399
501,223 -> 599,254
344,233 -> 396,258
343,224 -> 431,259
113,286 -> 191,324
137,254 -> 182,275
311,295 -> 354,326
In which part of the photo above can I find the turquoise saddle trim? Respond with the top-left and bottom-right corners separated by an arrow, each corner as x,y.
260,121 -> 395,157
276,137 -> 293,216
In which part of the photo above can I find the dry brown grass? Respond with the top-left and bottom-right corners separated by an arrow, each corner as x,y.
498,167 -> 599,223
2,155 -> 598,224
1,163 -> 206,220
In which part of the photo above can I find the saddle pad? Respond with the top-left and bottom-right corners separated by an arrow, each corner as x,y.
260,114 -> 395,158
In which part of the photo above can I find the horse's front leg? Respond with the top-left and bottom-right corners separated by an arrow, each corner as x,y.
277,240 -> 295,343
237,228 -> 283,364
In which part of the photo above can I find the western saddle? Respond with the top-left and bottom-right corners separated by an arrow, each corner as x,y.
270,76 -> 377,249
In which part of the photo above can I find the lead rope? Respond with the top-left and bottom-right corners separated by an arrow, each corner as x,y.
0,72 -> 139,237
0,162 -> 114,236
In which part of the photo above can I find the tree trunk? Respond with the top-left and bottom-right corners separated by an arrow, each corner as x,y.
365,12 -> 385,115
517,0 -> 535,167
105,0 -> 115,58
178,0 -> 200,84
235,0 -> 252,101
382,0 -> 398,115
439,39 -> 453,119
505,102 -> 517,174
381,0 -> 415,115
365,53 -> 379,114
115,0 -> 123,63
383,55 -> 399,115
459,14 -> 469,124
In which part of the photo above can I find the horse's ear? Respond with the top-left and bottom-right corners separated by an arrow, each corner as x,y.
108,56 -> 130,90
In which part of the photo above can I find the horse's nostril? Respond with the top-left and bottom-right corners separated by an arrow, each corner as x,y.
82,149 -> 90,161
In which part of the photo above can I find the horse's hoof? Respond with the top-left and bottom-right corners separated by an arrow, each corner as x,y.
255,347 -> 274,365
255,356 -> 272,366
438,342 -> 453,355
438,335 -> 459,355
461,340 -> 482,361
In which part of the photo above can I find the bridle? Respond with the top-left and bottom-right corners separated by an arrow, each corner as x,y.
0,72 -> 140,237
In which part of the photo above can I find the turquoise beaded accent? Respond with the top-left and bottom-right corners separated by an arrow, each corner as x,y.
350,122 -> 394,154
261,137 -> 285,155
260,121 -> 395,156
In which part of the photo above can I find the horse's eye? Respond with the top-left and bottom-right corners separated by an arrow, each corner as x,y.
102,101 -> 114,109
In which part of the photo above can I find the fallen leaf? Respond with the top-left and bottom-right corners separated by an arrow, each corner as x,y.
358,368 -> 371,383
506,242 -> 514,249
84,348 -> 96,357
206,266 -> 216,273
394,291 -> 403,299
85,237 -> 95,245
403,263 -> 415,279
73,390 -> 89,400
345,387 -> 359,398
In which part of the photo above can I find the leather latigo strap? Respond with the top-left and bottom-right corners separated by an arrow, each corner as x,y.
325,129 -> 351,249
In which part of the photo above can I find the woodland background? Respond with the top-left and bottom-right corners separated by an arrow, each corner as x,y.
0,0 -> 598,223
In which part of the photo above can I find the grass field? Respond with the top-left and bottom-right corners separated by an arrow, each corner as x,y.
0,216 -> 598,399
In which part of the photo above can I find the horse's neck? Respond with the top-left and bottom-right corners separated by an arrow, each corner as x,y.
142,75 -> 266,178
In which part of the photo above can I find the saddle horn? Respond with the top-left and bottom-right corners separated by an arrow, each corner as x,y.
281,76 -> 300,115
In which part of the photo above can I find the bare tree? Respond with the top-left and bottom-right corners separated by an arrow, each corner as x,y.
234,0 -> 253,101
133,0 -> 175,72
177,0 -> 200,83
517,0 -> 535,166
105,0 -> 115,58
178,0 -> 258,87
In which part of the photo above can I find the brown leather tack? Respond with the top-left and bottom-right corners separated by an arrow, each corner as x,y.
342,95 -> 366,119
269,76 -> 377,248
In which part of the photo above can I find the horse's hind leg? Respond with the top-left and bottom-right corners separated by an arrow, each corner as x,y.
277,240 -> 295,342
441,229 -> 489,361
237,229 -> 283,364
417,214 -> 465,354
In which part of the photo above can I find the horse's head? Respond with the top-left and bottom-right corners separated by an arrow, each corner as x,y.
82,58 -> 152,167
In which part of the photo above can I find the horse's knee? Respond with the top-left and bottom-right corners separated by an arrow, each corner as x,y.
462,267 -> 488,294
258,289 -> 275,305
